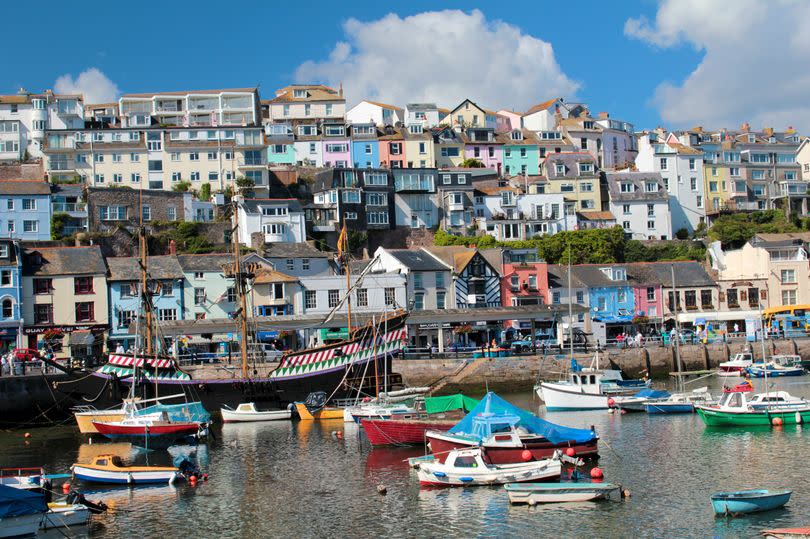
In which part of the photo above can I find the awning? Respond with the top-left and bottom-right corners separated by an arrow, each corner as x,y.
69,330 -> 95,346
677,310 -> 761,324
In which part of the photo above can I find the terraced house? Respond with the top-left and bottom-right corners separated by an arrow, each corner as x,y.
0,89 -> 84,160
265,84 -> 346,123
0,240 -> 22,351
0,179 -> 51,241
542,152 -> 603,214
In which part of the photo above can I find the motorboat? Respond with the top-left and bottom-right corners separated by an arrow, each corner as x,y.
343,402 -> 417,424
717,352 -> 754,377
425,392 -> 599,464
711,489 -> 791,516
361,395 -> 477,446
41,502 -> 91,529
611,389 -> 671,412
415,447 -> 563,487
644,388 -> 716,414
746,361 -> 805,378
536,356 -> 650,411
74,394 -> 210,434
220,403 -> 291,423
0,484 -> 47,538
696,390 -> 810,427
92,413 -> 204,449
72,455 -> 184,485
504,482 -> 622,505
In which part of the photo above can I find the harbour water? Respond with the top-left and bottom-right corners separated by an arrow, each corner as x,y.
4,378 -> 810,538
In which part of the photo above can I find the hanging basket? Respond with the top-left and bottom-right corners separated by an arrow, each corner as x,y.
454,324 -> 473,335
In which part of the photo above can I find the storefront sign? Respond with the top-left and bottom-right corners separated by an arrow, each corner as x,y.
23,324 -> 108,335
416,323 -> 451,330
320,328 -> 349,340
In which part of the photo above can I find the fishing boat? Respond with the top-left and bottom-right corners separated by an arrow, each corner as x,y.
220,402 -> 291,423
611,389 -> 671,412
717,352 -> 754,377
71,455 -> 184,485
711,489 -> 791,516
425,392 -> 599,464
0,484 -> 48,538
696,390 -> 810,427
504,482 -> 622,505
644,387 -> 716,414
536,355 -> 650,411
361,394 -> 478,446
343,387 -> 431,423
92,414 -> 204,449
415,447 -> 563,487
746,361 -> 805,378
763,527 -> 810,539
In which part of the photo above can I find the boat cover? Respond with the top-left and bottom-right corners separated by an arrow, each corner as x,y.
424,394 -> 479,415
634,389 -> 670,399
448,392 -> 597,444
139,401 -> 211,423
0,484 -> 47,517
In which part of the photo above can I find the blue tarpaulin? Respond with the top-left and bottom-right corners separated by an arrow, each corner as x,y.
138,402 -> 211,424
0,484 -> 47,518
448,392 -> 597,445
634,388 -> 670,399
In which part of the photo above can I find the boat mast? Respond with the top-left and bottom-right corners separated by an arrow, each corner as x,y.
670,264 -> 683,390
138,185 -> 153,356
231,200 -> 250,380
338,224 -> 352,334
565,208 -> 573,362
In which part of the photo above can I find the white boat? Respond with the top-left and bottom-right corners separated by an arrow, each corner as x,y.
504,482 -> 622,505
41,502 -> 91,529
644,387 -> 716,414
0,484 -> 48,538
343,402 -> 417,424
717,352 -> 754,377
415,447 -> 562,487
220,403 -> 292,423
536,354 -> 650,411
747,391 -> 807,410
72,455 -> 183,485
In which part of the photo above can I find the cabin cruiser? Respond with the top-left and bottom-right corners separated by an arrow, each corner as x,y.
717,352 -> 754,377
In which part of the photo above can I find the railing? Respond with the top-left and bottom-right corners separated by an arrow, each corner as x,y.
49,161 -> 75,171
238,158 -> 265,166
52,202 -> 86,212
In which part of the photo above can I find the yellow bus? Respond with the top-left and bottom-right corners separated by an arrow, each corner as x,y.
762,305 -> 810,323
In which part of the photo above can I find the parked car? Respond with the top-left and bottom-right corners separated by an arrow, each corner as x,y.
13,348 -> 41,362
511,334 -> 558,353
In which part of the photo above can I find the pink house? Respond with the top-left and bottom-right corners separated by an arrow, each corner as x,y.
628,263 -> 664,321
379,130 -> 406,168
496,110 -> 523,133
461,127 -> 502,173
322,138 -> 351,168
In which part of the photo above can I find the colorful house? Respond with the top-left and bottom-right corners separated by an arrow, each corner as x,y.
402,125 -> 435,168
500,249 -> 549,307
433,126 -> 464,168
379,127 -> 405,168
321,121 -> 351,168
178,254 -> 237,321
266,123 -> 296,165
443,99 -> 497,129
0,180 -> 52,241
0,240 -> 22,351
460,127 -> 502,172
572,264 -> 634,342
424,246 -> 502,309
350,123 -> 380,168
499,129 -> 540,177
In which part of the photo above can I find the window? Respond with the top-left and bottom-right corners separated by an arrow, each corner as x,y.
366,193 -> 387,206
785,171 -> 797,181
365,172 -> 387,186
22,199 -> 35,211
94,174 -> 104,184
659,158 -> 668,170
75,302 -> 94,322
305,290 -> 317,309
130,153 -> 140,162
6,222 -> 13,234
113,173 -> 123,184
285,259 -> 294,271
437,291 -> 446,309
748,287 -> 759,308
191,172 -> 200,181
645,287 -> 656,302
194,288 -> 206,305
94,154 -> 104,163
440,147 -> 458,157
194,272 -> 204,280
384,287 -> 396,306
74,276 -> 94,294
580,137 -> 587,150
302,258 -> 310,271
356,288 -> 368,307
414,293 -> 424,310
112,153 -> 122,163
419,142 -> 426,154
701,289 -> 713,308
33,277 -> 51,295
752,170 -> 766,180
344,212 -> 357,220
647,204 -> 655,217
0,270 -> 11,287
208,171 -> 218,181
119,310 -> 136,329
435,272 -> 445,288
696,196 -> 703,209
342,190 -> 361,203
22,220 -> 38,233
555,163 -> 565,175
688,158 -> 696,171
304,104 -> 311,116
413,273 -> 423,289
782,289 -> 797,306
148,160 -> 162,172
726,288 -> 738,307
328,289 -> 340,308
528,274 -> 537,290
781,269 -> 796,283
690,177 -> 697,191
622,204 -> 631,215
34,304 -> 52,324
226,287 -> 237,303
207,151 -> 217,161
166,206 -> 176,221
647,220 -> 655,230
730,167 -> 740,177
142,205 -> 151,222
553,291 -> 560,304
158,309 -> 177,321
623,221 -> 631,230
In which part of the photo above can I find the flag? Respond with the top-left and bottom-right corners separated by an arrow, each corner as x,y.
337,223 -> 348,257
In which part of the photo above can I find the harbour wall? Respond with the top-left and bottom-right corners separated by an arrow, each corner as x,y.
394,339 -> 810,393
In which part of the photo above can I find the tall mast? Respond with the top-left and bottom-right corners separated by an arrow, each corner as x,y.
670,264 -> 683,390
231,199 -> 250,379
338,224 -> 352,333
138,183 -> 153,356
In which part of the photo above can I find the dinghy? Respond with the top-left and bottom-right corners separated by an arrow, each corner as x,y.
72,455 -> 183,485
711,489 -> 791,516
415,447 -> 562,487
717,352 -> 754,377
0,484 -> 48,538
92,413 -> 204,448
220,403 -> 291,423
504,482 -> 622,505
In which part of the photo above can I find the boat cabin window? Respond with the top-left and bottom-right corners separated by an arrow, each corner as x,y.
111,456 -> 124,466
589,375 -> 596,384
490,423 -> 512,434
453,456 -> 478,468
96,459 -> 107,466
728,393 -> 742,407
494,434 -> 512,442
572,375 -> 579,385
760,396 -> 785,402
237,404 -> 251,411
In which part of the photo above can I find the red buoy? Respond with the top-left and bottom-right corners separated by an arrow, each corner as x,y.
607,398 -> 615,407
521,450 -> 532,462
189,476 -> 198,486
24,432 -> 31,439
336,431 -> 343,439
62,482 -> 71,494
772,417 -> 784,426
565,448 -> 576,457
590,467 -> 604,480
202,474 -> 209,481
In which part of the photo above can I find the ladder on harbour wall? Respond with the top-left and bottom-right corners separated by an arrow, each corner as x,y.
430,357 -> 489,394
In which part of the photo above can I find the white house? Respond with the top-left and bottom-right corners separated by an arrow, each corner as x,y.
522,98 -> 565,132
635,132 -> 705,234
293,134 -> 324,167
474,187 -> 573,240
236,198 -> 306,247
370,247 -> 454,311
299,268 -> 406,316
0,90 -> 84,160
796,137 -> 810,181
605,171 -> 672,240
346,100 -> 403,126
404,104 -> 440,128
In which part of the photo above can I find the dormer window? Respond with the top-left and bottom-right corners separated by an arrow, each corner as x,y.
620,182 -> 633,193
579,163 -> 594,174
511,131 -> 522,141
298,125 -> 316,136
293,89 -> 307,98
769,137 -> 776,143
748,134 -> 756,143
408,124 -> 423,134
583,121 -> 594,129
555,163 -> 565,175
325,125 -> 345,137
645,181 -> 657,192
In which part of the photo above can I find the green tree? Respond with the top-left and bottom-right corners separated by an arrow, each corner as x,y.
199,183 -> 211,201
708,209 -> 798,249
50,212 -> 70,240
459,158 -> 485,168
235,176 -> 255,198
348,231 -> 367,253
172,180 -> 192,193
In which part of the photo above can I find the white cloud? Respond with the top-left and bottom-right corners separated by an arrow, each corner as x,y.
625,0 -> 810,131
54,68 -> 119,104
295,10 -> 579,112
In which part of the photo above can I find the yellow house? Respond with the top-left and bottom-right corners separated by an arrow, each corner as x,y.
441,99 -> 497,128
21,246 -> 109,352
402,128 -> 435,168
543,152 -> 603,212
433,126 -> 464,168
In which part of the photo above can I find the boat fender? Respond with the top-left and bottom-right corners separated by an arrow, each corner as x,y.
433,471 -> 446,478
521,450 -> 532,462
772,417 -> 784,426
622,488 -> 631,498
62,482 -> 71,494
459,477 -> 473,482
797,411 -> 803,424
127,473 -> 133,485
590,467 -> 604,480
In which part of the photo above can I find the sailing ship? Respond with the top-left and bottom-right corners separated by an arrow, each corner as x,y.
52,209 -> 409,416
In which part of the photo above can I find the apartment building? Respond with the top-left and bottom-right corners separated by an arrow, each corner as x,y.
605,171 -> 672,240
118,88 -> 260,129
265,85 -> 346,123
475,187 -> 572,240
236,198 -> 306,247
543,152 -> 603,214
0,89 -> 83,161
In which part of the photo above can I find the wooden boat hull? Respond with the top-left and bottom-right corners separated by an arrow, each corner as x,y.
361,418 -> 455,446
504,482 -> 621,505
696,406 -> 810,427
426,431 -> 599,463
72,464 -> 181,485
221,408 -> 291,423
75,412 -> 126,434
294,403 -> 344,421
711,490 -> 791,515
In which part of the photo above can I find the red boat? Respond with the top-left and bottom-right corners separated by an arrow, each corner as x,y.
92,419 -> 202,448
362,417 -> 456,446
425,429 -> 599,464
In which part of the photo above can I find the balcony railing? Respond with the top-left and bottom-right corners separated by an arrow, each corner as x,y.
49,161 -> 75,171
52,202 -> 86,213
238,158 -> 265,167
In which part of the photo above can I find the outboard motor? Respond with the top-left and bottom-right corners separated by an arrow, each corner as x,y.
303,391 -> 328,415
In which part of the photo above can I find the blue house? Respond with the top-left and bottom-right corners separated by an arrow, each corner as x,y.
0,240 -> 23,352
0,181 -> 52,241
350,124 -> 380,168
106,255 -> 185,351
573,265 -> 635,342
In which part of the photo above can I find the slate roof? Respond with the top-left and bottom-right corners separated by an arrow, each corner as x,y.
626,261 -> 717,288
23,246 -> 106,276
263,242 -> 330,259
107,255 -> 183,281
177,253 -> 234,273
240,198 -> 303,213
0,180 -> 50,195
752,233 -> 810,248
268,85 -> 344,104
547,265 -> 587,289
387,249 -> 451,271
605,171 -> 668,202
545,153 -> 597,179
0,163 -> 45,181
570,265 -> 630,287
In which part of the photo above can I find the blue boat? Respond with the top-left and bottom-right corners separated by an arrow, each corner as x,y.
746,362 -> 805,378
711,489 -> 791,516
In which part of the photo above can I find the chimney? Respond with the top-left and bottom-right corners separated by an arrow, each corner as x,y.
598,112 -> 609,119
169,239 -> 176,255
741,122 -> 750,132
339,82 -> 343,97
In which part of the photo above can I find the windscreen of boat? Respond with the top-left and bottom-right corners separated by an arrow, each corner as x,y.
448,392 -> 596,444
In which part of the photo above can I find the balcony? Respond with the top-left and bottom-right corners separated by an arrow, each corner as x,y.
238,157 -> 266,168
49,160 -> 75,172
52,202 -> 86,213
56,104 -> 80,117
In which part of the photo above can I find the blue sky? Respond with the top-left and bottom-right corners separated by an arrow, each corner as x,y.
4,1 -> 801,131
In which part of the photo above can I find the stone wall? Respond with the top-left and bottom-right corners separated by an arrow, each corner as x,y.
87,188 -> 189,234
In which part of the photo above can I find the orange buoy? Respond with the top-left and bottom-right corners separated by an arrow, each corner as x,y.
24,433 -> 30,439
590,467 -> 604,480
521,450 -> 532,462
62,482 -> 71,494
772,417 -> 784,426
189,475 -> 198,486
565,448 -> 576,457
336,431 -> 343,439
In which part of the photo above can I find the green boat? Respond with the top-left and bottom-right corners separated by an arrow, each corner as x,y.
696,390 -> 810,427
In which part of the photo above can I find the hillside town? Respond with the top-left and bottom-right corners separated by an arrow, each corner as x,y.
0,84 -> 808,358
